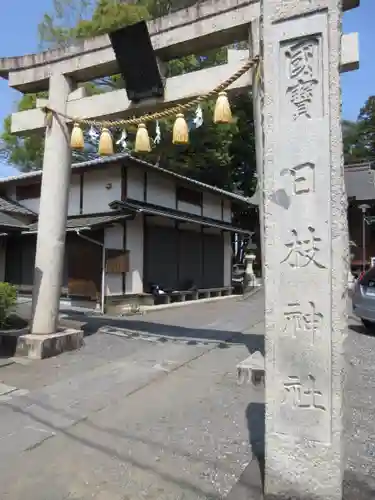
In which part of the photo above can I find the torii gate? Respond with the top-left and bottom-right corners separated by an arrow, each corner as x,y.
0,0 -> 360,497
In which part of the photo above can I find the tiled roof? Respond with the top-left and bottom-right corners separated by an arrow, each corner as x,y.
26,212 -> 133,233
0,154 -> 255,206
0,212 -> 29,229
0,196 -> 36,216
110,199 -> 252,235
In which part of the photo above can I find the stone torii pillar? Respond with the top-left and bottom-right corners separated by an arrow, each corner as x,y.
31,74 -> 73,335
259,0 -> 357,498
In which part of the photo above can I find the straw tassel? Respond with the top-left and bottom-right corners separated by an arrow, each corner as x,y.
98,128 -> 114,155
172,113 -> 189,145
135,123 -> 151,152
70,123 -> 85,149
213,91 -> 232,124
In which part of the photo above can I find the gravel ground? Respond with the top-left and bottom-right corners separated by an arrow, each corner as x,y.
343,312 -> 375,499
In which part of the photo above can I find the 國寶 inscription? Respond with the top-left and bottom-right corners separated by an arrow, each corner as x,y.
285,37 -> 319,120
281,162 -> 315,195
281,226 -> 326,269
283,374 -> 326,411
283,300 -> 323,344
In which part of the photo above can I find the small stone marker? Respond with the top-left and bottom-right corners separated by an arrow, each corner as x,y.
237,351 -> 265,386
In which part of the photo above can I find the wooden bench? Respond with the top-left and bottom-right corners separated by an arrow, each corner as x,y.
154,287 -> 233,305
154,289 -> 197,305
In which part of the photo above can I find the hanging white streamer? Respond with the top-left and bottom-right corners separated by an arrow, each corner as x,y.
116,129 -> 128,151
193,105 -> 203,129
154,121 -> 161,144
88,126 -> 100,143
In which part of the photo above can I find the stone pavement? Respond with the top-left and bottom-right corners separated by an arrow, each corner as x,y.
0,290 -> 374,499
0,292 -> 264,500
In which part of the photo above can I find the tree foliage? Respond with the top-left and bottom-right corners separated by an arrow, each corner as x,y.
356,96 -> 375,160
38,0 -> 96,48
0,0 -> 257,198
342,120 -> 366,164
343,96 -> 375,165
0,93 -> 47,171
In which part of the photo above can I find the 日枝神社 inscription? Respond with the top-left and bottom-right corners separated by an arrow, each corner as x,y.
283,300 -> 323,344
281,162 -> 315,195
276,366 -> 331,444
261,1 -> 352,489
281,226 -> 326,269
282,374 -> 326,411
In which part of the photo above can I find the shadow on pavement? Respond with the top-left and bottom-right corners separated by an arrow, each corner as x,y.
6,392 -> 375,500
224,402 -> 265,499
60,310 -> 265,355
5,399 -> 222,499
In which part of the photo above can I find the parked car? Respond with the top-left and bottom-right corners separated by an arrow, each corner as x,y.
352,267 -> 375,330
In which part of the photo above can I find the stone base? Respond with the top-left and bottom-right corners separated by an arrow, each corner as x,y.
0,328 -> 84,360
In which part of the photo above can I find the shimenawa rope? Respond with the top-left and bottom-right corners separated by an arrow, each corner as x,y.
42,56 -> 260,128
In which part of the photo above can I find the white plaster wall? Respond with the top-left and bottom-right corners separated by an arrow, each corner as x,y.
177,200 -> 201,215
127,165 -> 144,200
125,214 -> 144,294
68,174 -> 81,216
222,199 -> 232,222
147,171 -> 176,208
203,192 -> 222,220
223,231 -> 232,287
19,198 -> 40,213
104,224 -> 124,295
345,165 -> 375,201
83,165 -> 122,213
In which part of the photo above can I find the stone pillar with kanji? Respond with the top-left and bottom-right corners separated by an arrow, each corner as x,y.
260,0 -> 351,498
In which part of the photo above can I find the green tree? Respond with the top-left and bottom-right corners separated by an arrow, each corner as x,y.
38,0 -> 95,49
342,119 -> 368,164
356,96 -> 375,160
0,93 -> 47,171
342,97 -> 375,165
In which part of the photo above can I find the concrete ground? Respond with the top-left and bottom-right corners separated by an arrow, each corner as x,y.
0,290 -> 373,499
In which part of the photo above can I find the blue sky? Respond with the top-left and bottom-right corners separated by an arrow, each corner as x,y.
0,0 -> 373,177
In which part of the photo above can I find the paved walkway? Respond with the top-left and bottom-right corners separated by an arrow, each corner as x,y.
0,290 -> 374,499
0,292 -> 264,500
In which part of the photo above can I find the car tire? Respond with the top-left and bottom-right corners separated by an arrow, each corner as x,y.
361,319 -> 375,332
